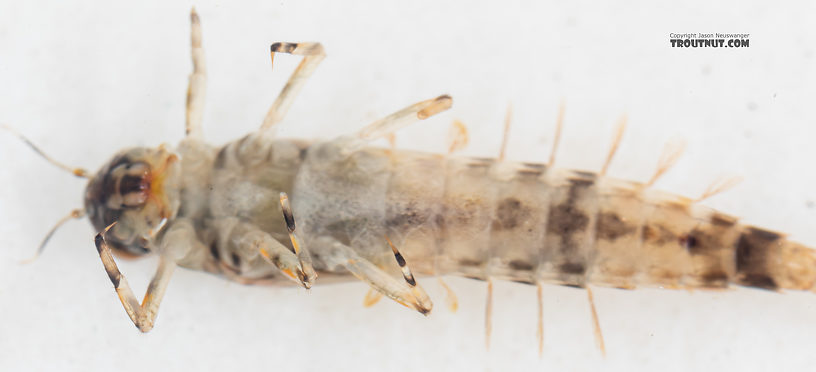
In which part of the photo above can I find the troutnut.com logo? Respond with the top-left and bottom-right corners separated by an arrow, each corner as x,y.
669,33 -> 750,48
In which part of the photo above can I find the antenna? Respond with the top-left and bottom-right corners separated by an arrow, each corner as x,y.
1,123 -> 89,178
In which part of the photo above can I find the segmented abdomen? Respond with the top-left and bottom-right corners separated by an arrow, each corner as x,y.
292,139 -> 816,293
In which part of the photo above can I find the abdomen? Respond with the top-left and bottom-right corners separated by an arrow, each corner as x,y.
292,139 -> 816,293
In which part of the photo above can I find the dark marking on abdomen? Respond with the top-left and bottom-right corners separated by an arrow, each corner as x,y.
517,163 -> 546,177
465,157 -> 493,169
508,259 -> 535,271
547,178 -> 595,279
699,271 -> 730,287
681,232 -> 700,253
685,227 -> 733,257
735,227 -> 782,290
642,224 -> 675,245
596,212 -> 636,241
385,203 -> 430,230
459,258 -> 484,267
493,197 -> 531,231
559,262 -> 586,275
547,180 -> 592,245
710,212 -> 738,227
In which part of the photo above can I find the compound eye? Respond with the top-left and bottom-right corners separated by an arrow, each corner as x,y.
117,162 -> 150,208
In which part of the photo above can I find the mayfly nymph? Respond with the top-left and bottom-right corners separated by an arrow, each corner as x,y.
6,9 -> 816,356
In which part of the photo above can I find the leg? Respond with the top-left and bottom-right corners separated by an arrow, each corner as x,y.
261,42 -> 326,131
318,236 -> 432,314
185,8 -> 206,139
212,217 -> 314,288
339,95 -> 452,154
359,112 -> 463,311
94,219 -> 198,332
279,192 -> 317,287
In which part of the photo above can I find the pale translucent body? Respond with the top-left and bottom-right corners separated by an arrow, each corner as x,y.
174,134 -> 816,294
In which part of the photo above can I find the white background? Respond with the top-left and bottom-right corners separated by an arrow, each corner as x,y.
1,1 -> 815,371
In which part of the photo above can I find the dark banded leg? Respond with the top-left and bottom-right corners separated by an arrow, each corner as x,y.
94,220 -> 198,332
279,192 -> 316,287
212,217 -> 313,289
360,236 -> 414,308
385,236 -> 418,287
260,42 -> 326,131
318,236 -> 432,315
185,8 -> 206,139
338,95 -> 453,154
